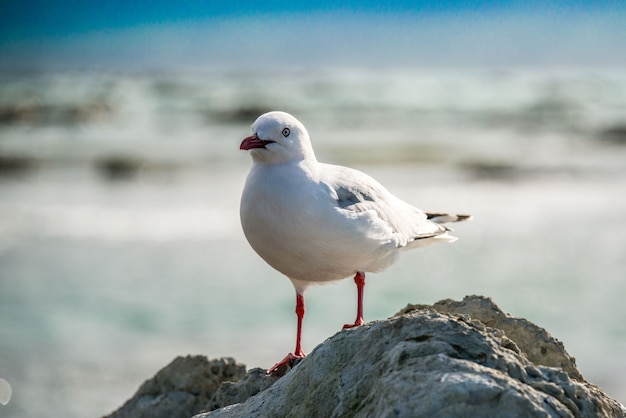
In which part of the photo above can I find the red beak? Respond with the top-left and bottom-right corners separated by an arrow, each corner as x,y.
240,133 -> 274,150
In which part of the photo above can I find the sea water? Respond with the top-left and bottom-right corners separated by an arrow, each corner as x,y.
0,69 -> 625,417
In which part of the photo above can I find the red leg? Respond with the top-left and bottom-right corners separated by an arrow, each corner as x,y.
343,271 -> 366,329
268,293 -> 306,374
294,293 -> 306,357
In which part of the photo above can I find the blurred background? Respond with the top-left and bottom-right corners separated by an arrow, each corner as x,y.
1,1 -> 625,416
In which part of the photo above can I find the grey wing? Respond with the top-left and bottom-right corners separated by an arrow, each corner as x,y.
322,164 -> 448,247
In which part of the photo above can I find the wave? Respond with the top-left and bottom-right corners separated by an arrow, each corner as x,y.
0,69 -> 625,177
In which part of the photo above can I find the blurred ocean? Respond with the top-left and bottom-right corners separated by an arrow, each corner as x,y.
0,69 -> 625,417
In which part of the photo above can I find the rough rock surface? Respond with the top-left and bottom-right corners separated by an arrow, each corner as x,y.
103,356 -> 245,418
203,368 -> 275,412
395,295 -> 583,381
107,296 -> 626,418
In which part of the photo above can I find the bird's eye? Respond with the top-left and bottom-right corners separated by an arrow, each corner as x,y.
281,127 -> 290,137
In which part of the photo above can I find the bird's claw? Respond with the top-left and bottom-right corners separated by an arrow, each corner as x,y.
342,318 -> 365,329
267,352 -> 306,376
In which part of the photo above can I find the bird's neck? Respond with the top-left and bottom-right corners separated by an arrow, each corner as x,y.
252,152 -> 318,168
252,156 -> 321,182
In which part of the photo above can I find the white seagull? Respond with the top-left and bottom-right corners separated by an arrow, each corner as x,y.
239,111 -> 471,374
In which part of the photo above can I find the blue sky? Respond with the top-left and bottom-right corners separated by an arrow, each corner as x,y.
1,1 -> 620,37
1,1 -> 625,71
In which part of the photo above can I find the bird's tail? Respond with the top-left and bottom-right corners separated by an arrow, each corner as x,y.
426,212 -> 473,225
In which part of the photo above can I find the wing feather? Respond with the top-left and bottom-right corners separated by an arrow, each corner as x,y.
320,163 -> 448,248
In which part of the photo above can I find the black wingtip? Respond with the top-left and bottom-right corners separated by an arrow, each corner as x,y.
426,213 -> 473,223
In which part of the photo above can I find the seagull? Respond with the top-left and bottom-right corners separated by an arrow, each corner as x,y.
239,111 -> 471,374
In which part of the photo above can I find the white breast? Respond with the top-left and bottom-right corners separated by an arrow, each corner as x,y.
240,161 -> 399,284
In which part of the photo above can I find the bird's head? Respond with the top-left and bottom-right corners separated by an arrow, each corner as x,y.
240,111 -> 315,164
